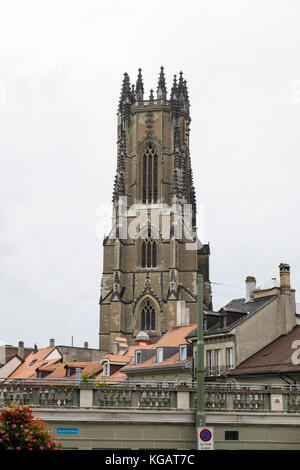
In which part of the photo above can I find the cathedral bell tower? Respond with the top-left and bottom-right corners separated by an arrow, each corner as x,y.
99,67 -> 212,353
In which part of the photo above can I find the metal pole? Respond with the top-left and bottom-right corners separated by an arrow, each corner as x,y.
196,273 -> 205,442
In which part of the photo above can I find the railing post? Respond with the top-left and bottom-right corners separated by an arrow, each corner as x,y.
226,389 -> 234,411
79,387 -> 93,408
131,390 -> 139,407
32,388 -> 39,406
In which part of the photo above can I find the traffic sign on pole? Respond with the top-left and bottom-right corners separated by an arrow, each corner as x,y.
197,427 -> 214,450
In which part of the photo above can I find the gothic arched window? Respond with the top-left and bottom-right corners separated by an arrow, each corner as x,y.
141,300 -> 156,330
142,239 -> 156,268
142,143 -> 158,203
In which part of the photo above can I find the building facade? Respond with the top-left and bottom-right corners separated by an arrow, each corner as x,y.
99,68 -> 212,353
186,263 -> 297,382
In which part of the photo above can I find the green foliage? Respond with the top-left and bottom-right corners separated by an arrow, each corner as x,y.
0,405 -> 62,450
81,371 -> 90,383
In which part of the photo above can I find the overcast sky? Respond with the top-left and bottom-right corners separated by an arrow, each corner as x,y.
0,0 -> 299,349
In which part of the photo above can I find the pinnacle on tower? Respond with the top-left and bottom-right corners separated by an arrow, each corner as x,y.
136,68 -> 144,103
183,79 -> 190,108
131,84 -> 136,104
118,72 -> 132,114
149,89 -> 154,103
178,71 -> 185,106
170,75 -> 179,119
157,66 -> 167,100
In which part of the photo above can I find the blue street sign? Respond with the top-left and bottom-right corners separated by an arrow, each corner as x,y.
56,427 -> 79,435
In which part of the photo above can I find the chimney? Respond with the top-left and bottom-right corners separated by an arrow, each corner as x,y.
49,338 -> 55,347
279,263 -> 290,291
84,341 -> 88,349
18,341 -> 24,360
245,276 -> 256,302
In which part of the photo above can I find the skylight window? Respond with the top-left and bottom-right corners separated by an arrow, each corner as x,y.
29,359 -> 37,366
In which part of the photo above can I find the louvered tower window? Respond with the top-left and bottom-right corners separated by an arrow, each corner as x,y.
141,300 -> 156,330
142,144 -> 158,203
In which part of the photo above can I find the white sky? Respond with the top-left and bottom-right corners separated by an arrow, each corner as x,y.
0,0 -> 299,349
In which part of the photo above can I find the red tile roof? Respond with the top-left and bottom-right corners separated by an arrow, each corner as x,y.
9,347 -> 61,379
154,324 -> 197,347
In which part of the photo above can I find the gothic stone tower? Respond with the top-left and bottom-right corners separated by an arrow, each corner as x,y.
99,67 -> 212,353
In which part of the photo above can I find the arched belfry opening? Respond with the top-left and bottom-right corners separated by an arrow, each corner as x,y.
142,143 -> 158,204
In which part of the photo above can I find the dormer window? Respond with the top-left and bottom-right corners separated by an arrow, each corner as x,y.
135,351 -> 142,365
179,345 -> 187,361
103,362 -> 110,377
156,348 -> 163,364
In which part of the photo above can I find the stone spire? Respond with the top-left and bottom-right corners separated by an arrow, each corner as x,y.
170,75 -> 179,119
157,66 -> 167,100
118,73 -> 132,119
178,71 -> 185,105
183,79 -> 190,110
136,68 -> 144,103
149,89 -> 154,104
112,129 -> 127,202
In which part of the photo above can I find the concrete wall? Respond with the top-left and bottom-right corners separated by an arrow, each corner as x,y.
33,408 -> 300,450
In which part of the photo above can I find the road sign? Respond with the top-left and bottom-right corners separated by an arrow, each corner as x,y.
56,427 -> 79,435
197,427 -> 214,450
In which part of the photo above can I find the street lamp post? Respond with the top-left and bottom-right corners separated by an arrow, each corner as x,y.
196,273 -> 205,444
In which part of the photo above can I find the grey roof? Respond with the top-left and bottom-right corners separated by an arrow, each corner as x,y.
185,294 -> 278,339
222,294 -> 277,315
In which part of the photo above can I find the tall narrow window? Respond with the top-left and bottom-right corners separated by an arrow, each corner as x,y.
143,155 -> 147,203
142,144 -> 158,203
226,347 -> 233,369
142,243 -> 146,268
141,310 -> 145,330
214,349 -> 221,375
142,240 -> 157,268
206,350 -> 213,376
141,300 -> 155,330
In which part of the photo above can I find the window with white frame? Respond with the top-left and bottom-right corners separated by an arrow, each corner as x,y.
214,349 -> 221,375
179,345 -> 187,361
156,348 -> 163,363
103,362 -> 110,377
135,350 -> 142,365
206,350 -> 213,375
226,347 -> 234,369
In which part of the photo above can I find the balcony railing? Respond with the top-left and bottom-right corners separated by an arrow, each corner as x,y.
0,381 -> 300,412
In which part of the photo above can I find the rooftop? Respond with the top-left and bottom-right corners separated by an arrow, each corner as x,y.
229,325 -> 300,376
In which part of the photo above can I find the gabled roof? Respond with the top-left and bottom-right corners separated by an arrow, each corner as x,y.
35,361 -> 103,380
154,324 -> 197,347
186,295 -> 277,339
221,294 -> 277,315
228,325 -> 300,376
9,347 -> 62,379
